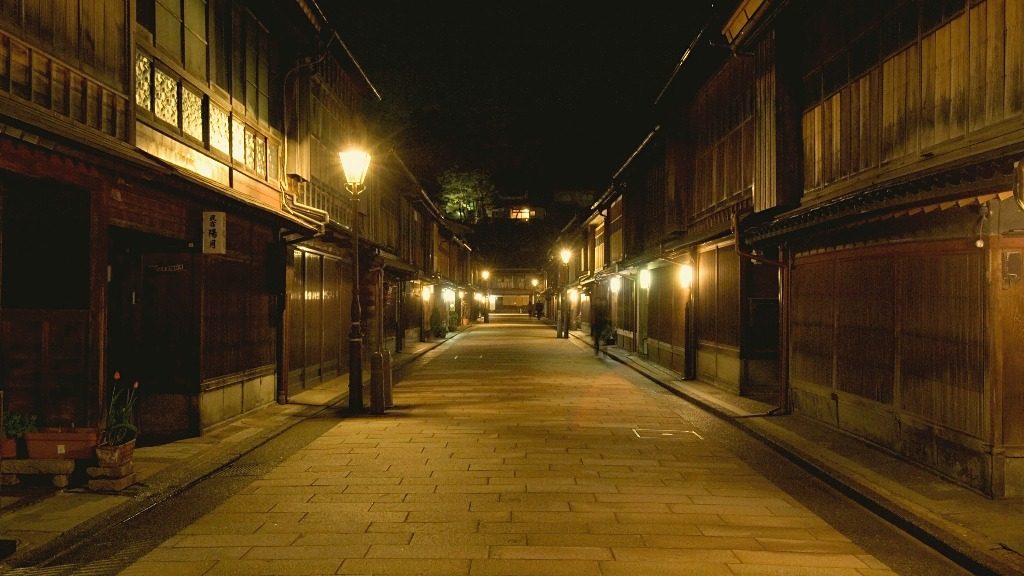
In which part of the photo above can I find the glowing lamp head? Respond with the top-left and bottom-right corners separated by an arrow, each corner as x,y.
679,264 -> 694,289
610,276 -> 622,294
639,269 -> 651,290
560,248 -> 571,264
481,270 -> 490,281
339,149 -> 371,190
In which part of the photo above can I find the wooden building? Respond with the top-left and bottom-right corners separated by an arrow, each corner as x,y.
560,0 -> 1024,497
0,0 -> 469,442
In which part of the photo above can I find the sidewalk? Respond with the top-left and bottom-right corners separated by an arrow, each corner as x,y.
0,335 -> 455,572
572,330 -> 1024,576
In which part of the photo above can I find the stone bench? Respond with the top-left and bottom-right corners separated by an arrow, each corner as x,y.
0,458 -> 75,488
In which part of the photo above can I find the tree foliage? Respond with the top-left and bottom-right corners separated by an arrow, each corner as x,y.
438,169 -> 496,223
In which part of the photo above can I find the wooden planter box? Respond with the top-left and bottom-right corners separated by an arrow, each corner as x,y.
24,428 -> 99,459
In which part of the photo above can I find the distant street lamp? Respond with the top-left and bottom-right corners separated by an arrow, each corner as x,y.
481,269 -> 491,322
530,278 -> 539,317
340,148 -> 371,412
558,248 -> 571,338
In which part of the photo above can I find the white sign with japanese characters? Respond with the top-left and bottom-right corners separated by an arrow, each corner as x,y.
202,211 -> 226,254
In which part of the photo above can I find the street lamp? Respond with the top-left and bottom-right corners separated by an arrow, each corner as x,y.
481,269 -> 491,322
559,248 -> 571,338
340,148 -> 371,412
530,278 -> 539,317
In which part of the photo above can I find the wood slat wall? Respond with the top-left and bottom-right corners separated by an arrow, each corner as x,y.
754,34 -> 778,213
835,257 -> 895,403
0,28 -> 129,141
897,250 -> 985,436
201,219 -> 276,381
791,242 -> 985,437
647,266 -> 682,344
802,0 -> 1024,196
690,54 -> 755,219
790,258 -> 835,391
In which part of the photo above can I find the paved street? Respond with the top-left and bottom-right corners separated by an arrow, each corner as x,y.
113,318 -> 966,576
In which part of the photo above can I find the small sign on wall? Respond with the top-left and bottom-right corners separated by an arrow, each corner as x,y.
203,211 -> 226,254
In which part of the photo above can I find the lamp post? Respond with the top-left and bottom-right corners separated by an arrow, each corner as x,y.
340,148 -> 371,412
531,277 -> 539,318
559,248 -> 571,338
481,269 -> 491,323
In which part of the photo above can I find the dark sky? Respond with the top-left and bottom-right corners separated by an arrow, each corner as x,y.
325,2 -> 718,204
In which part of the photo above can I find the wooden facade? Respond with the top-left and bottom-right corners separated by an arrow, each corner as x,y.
0,0 -> 471,442
557,0 -> 1024,497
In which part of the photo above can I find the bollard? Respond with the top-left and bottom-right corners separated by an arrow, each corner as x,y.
370,351 -> 385,414
383,348 -> 394,408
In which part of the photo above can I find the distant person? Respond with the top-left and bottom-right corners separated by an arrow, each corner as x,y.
533,302 -> 543,318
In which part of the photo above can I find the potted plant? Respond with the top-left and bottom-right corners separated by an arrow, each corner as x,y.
3,412 -> 37,458
95,371 -> 139,467
24,424 -> 100,459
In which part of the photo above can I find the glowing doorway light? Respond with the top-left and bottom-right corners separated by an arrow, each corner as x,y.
610,276 -> 622,294
639,269 -> 652,289
679,264 -> 694,289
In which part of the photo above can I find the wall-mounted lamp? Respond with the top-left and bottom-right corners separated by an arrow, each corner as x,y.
679,264 -> 694,289
639,269 -> 652,290
610,276 -> 622,294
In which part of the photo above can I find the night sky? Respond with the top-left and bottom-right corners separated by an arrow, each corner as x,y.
326,2 -> 719,205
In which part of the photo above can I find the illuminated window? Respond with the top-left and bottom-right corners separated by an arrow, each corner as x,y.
510,208 -> 532,220
135,54 -> 152,110
182,86 -> 203,141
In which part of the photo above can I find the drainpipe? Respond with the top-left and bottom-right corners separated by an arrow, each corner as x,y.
778,243 -> 792,415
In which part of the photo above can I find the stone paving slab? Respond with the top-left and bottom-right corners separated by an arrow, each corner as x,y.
115,324 -> 916,576
0,325 -> 1001,575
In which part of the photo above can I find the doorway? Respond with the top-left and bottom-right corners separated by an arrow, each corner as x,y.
108,229 -> 198,442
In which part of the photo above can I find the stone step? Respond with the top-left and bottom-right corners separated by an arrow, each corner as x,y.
87,473 -> 136,492
86,462 -> 134,478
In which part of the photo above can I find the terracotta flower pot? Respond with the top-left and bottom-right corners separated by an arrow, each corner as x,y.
95,439 -> 135,467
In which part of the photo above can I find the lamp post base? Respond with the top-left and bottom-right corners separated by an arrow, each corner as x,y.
383,348 -> 394,408
348,335 -> 363,412
370,351 -> 385,414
